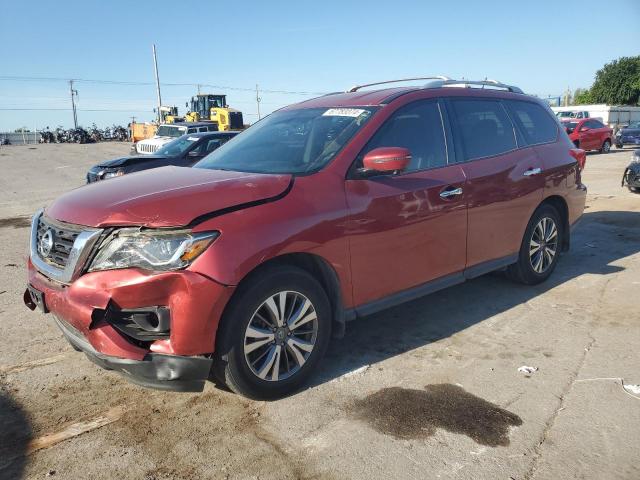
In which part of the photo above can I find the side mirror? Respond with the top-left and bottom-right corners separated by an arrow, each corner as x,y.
580,126 -> 590,132
362,147 -> 411,174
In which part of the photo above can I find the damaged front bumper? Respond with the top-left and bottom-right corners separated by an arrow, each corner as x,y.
53,315 -> 212,392
24,257 -> 234,392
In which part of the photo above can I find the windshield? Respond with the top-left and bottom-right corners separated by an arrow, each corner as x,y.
563,121 -> 578,133
155,135 -> 199,156
156,125 -> 187,137
195,107 -> 377,174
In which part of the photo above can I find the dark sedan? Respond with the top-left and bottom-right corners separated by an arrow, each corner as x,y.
86,131 -> 239,183
615,121 -> 640,148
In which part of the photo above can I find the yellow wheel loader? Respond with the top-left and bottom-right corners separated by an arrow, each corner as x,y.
184,94 -> 244,131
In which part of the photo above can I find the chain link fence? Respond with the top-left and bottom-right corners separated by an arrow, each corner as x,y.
0,131 -> 41,145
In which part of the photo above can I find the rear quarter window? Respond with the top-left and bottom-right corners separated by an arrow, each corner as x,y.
450,99 -> 517,161
506,100 -> 558,145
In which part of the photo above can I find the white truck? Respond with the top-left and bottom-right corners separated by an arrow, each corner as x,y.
134,122 -> 218,154
551,105 -> 640,132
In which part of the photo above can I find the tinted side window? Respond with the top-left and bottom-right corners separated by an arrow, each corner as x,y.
589,119 -> 605,128
451,99 -> 516,160
506,100 -> 558,145
360,100 -> 447,171
205,139 -> 223,152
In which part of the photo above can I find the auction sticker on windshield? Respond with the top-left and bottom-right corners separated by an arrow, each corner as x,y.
322,108 -> 367,117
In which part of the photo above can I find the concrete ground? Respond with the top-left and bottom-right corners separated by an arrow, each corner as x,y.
0,143 -> 638,480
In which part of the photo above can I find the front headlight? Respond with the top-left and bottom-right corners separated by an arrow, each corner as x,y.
102,169 -> 124,179
89,229 -> 219,272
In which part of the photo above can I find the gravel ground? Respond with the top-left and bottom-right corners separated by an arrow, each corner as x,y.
0,143 -> 639,480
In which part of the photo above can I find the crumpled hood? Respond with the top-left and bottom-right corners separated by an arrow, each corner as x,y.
97,155 -> 167,168
46,166 -> 292,228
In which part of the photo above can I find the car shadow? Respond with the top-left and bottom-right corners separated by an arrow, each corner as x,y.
308,210 -> 640,388
0,389 -> 32,479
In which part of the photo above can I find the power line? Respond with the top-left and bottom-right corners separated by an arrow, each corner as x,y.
0,108 -> 155,112
0,75 -> 328,96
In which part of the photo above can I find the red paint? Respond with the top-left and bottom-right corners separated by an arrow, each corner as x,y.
362,147 -> 412,172
46,166 -> 291,228
26,85 -> 587,368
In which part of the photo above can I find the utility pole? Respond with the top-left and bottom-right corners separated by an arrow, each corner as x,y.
256,84 -> 262,120
152,44 -> 162,123
197,84 -> 201,95
69,80 -> 78,129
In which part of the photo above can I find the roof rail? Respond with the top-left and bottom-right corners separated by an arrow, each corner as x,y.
347,76 -> 451,93
423,78 -> 523,94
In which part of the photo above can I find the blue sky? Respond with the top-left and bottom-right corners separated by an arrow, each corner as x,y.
1,0 -> 638,131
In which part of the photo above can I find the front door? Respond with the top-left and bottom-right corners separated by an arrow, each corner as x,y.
578,120 -> 599,150
345,99 -> 468,307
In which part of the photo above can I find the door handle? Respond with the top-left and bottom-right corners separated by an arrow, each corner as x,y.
523,167 -> 542,177
439,187 -> 463,199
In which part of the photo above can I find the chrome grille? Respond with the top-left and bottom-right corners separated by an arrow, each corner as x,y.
36,216 -> 82,268
136,143 -> 158,154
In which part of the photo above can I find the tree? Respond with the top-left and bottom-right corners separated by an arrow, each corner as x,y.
573,88 -> 592,105
588,56 -> 640,105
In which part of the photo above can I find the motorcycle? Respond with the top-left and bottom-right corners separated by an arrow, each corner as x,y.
89,123 -> 102,143
112,125 -> 128,141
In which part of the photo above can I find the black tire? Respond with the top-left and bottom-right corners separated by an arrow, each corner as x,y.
599,139 -> 611,154
214,266 -> 331,400
629,186 -> 640,193
616,143 -> 623,149
507,204 -> 563,285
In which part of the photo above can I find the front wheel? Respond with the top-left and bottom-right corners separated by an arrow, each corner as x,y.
214,266 -> 332,400
507,205 -> 562,285
599,139 -> 611,154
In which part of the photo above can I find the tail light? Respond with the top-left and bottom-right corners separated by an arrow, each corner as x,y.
569,148 -> 586,171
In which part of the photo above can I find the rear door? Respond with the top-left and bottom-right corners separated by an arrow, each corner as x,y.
448,97 -> 544,269
588,119 -> 610,148
345,99 -> 468,306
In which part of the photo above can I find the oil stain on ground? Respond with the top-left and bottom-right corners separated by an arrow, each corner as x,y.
350,384 -> 522,447
0,216 -> 31,229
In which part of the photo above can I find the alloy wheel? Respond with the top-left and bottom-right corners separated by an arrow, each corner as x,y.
243,291 -> 318,382
529,217 -> 558,274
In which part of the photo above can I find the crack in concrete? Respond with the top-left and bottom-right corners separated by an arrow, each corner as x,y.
523,276 -> 612,480
522,334 -> 596,480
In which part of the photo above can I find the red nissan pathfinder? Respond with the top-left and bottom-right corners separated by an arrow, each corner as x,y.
24,78 -> 587,399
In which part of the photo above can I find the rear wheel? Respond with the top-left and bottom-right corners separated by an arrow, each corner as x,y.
507,205 -> 562,285
214,266 -> 331,400
599,139 -> 611,154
